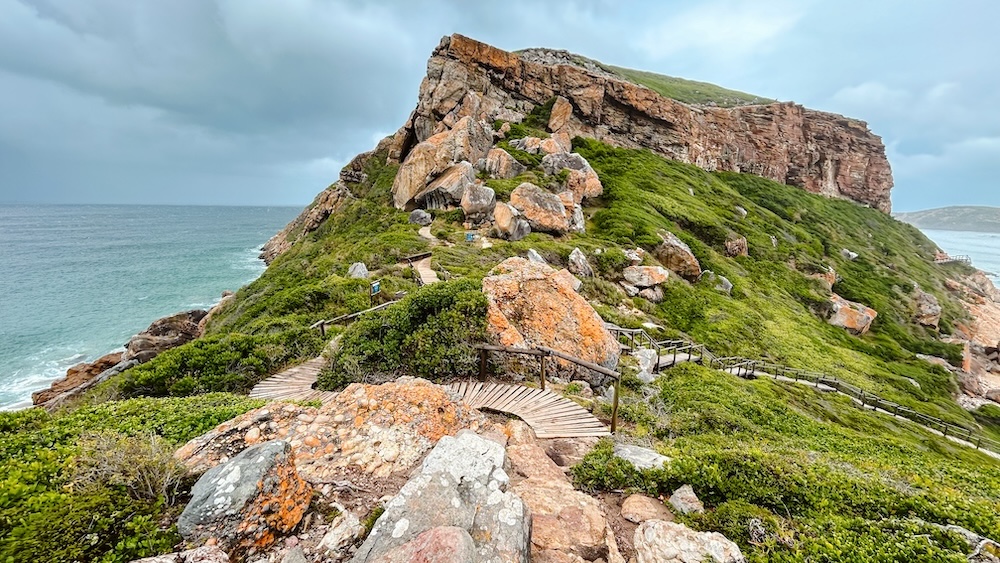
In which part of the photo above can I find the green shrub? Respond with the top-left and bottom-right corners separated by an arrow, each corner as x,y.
320,279 -> 488,387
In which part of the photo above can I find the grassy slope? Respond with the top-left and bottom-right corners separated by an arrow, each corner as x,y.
607,65 -> 776,107
11,103 -> 999,560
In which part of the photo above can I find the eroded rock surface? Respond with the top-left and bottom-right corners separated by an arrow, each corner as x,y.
828,294 -> 878,335
178,441 -> 312,557
493,202 -> 532,241
510,182 -> 570,234
653,232 -> 701,281
175,378 -> 484,482
482,257 -> 619,385
483,147 -> 527,179
261,182 -> 354,264
32,351 -> 123,406
623,266 -> 670,288
351,431 -> 530,563
634,520 -> 744,563
130,545 -> 230,563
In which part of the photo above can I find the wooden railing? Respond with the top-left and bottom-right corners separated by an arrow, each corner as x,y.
474,344 -> 623,432
605,324 -> 1000,456
935,254 -> 972,265
309,299 -> 403,336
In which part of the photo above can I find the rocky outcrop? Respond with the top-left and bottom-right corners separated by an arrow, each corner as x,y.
178,440 -> 312,557
198,290 -> 236,333
946,272 -> 1000,348
914,287 -> 942,328
541,152 -> 603,203
351,431 -> 530,563
482,257 -> 619,385
653,231 -> 701,281
32,351 -> 122,406
175,378 -> 485,482
482,147 -> 527,179
393,116 -> 493,210
416,160 -> 476,210
460,182 -> 496,225
392,34 -> 893,213
623,266 -> 670,288
634,520 -> 745,563
122,309 -> 207,363
493,202 -> 532,241
510,183 -> 571,234
260,182 -> 354,264
828,294 -> 878,335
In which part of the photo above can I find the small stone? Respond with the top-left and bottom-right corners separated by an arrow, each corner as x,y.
613,443 -> 670,471
621,494 -> 675,524
348,262 -> 369,279
527,249 -> 548,264
668,484 -> 705,515
568,248 -> 594,277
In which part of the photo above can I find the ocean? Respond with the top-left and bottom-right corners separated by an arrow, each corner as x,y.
0,205 -> 300,410
922,229 -> 1000,285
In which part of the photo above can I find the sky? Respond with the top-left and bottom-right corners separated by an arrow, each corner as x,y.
0,0 -> 997,211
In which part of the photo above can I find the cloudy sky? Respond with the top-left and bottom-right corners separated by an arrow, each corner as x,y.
0,0 -> 996,211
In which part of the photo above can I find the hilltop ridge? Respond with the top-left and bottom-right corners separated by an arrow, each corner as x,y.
896,206 -> 1000,233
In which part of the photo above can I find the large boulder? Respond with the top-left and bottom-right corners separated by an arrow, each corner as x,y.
914,287 -> 942,328
653,231 -> 701,281
415,161 -> 476,209
547,96 -> 574,133
510,183 -> 570,234
483,147 -> 526,179
177,441 -> 312,557
828,294 -> 878,335
351,431 -> 530,563
557,191 -> 586,233
123,309 -> 207,364
392,117 -> 493,210
347,262 -> 369,279
175,378 -> 485,483
460,182 -> 496,225
482,257 -> 619,385
493,202 -> 532,241
409,208 -> 433,226
623,266 -> 670,288
509,136 -> 567,155
541,152 -> 603,202
634,520 -> 745,563
32,351 -> 123,406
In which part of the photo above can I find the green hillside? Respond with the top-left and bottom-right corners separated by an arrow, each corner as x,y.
896,205 -> 1000,233
3,106 -> 998,560
607,65 -> 775,107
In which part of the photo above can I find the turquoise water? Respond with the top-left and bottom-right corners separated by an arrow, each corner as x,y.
922,229 -> 1000,285
0,205 -> 300,410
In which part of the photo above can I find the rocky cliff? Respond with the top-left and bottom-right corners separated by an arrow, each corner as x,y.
388,34 -> 893,212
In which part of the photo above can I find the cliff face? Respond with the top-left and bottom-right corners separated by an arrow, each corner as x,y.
389,34 -> 893,212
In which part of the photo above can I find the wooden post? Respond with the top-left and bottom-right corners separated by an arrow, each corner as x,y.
610,377 -> 621,433
319,322 -> 326,338
479,348 -> 487,381
539,355 -> 547,391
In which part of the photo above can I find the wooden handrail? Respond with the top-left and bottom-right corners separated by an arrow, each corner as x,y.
310,299 -> 403,336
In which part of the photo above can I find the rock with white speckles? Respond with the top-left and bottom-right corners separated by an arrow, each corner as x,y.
350,431 -> 530,563
177,441 -> 312,557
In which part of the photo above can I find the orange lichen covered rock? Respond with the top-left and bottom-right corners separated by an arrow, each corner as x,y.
31,351 -> 122,406
177,440 -> 312,557
175,378 -> 484,482
482,257 -> 619,385
828,294 -> 878,335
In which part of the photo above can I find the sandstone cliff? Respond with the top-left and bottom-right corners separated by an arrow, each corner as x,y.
389,34 -> 893,212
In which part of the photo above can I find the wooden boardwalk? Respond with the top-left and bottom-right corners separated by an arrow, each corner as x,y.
448,381 -> 610,439
249,357 -> 338,403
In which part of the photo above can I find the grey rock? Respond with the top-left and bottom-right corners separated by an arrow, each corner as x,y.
409,209 -> 432,226
634,520 -> 744,563
492,202 -> 531,241
714,274 -> 734,295
483,147 -> 526,179
669,484 -> 705,515
280,547 -> 308,563
620,282 -> 640,297
735,205 -> 748,219
770,235 -> 778,247
635,348 -> 659,383
841,248 -> 859,261
527,249 -> 548,264
613,443 -> 670,471
623,265 -> 670,288
639,286 -> 664,303
319,511 -> 362,557
568,248 -> 594,277
541,151 -> 591,176
348,262 -> 369,279
178,441 -> 312,554
351,431 -> 530,563
460,183 -> 496,225
568,203 -> 586,233
379,527 -> 477,563
624,248 -> 645,266
130,545 -> 230,563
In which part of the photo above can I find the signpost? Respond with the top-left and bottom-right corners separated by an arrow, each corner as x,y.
370,279 -> 381,306
465,232 -> 476,243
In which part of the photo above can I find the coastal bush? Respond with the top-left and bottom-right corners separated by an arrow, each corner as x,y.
117,328 -> 323,397
319,279 -> 488,388
0,394 -> 261,562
